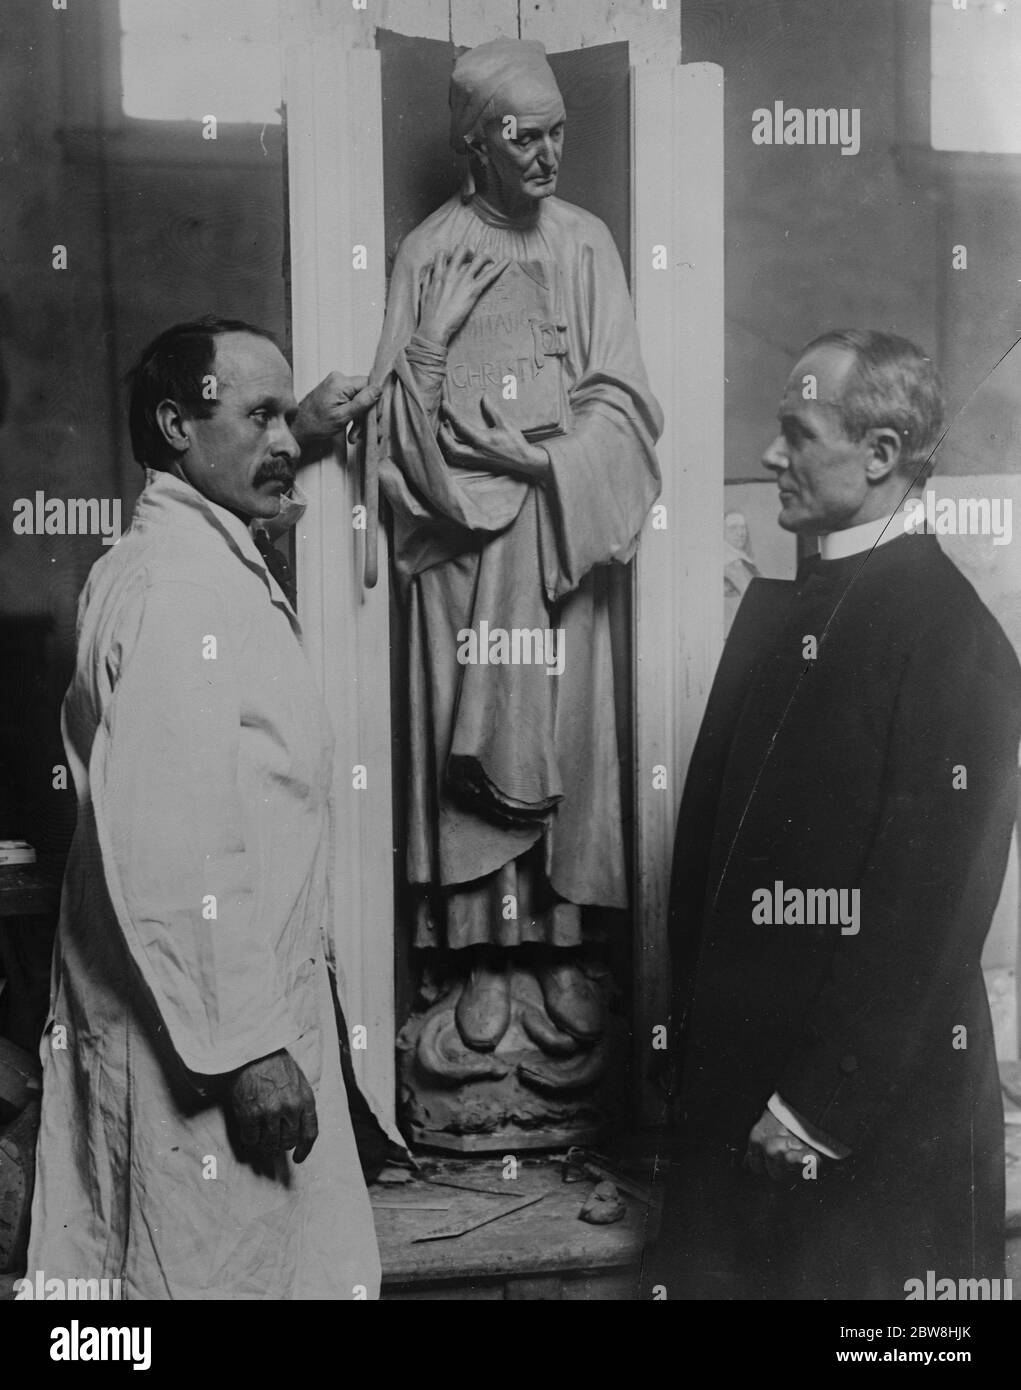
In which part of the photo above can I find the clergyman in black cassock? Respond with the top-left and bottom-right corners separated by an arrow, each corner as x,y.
652,331 -> 1021,1300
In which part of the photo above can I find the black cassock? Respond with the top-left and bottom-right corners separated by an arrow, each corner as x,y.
652,531 -> 1021,1300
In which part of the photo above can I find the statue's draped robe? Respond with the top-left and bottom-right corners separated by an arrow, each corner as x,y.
28,473 -> 381,1299
655,534 -> 1021,1299
372,195 -> 662,949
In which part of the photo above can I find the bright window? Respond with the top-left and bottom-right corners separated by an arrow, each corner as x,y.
119,0 -> 282,124
931,0 -> 1021,152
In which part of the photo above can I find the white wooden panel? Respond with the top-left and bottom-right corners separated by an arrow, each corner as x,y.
600,0 -> 681,66
520,0 -> 681,64
450,0 -> 520,48
280,0 -> 365,44
375,0 -> 450,40
281,0 -> 449,46
518,0 -> 588,49
632,61 -> 724,1121
282,26 -> 397,1129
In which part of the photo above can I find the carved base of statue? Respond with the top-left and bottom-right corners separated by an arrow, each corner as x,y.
397,959 -> 626,1153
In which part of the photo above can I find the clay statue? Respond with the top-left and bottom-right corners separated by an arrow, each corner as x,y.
371,38 -> 662,1146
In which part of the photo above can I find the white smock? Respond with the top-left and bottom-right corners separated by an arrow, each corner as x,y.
27,471 -> 381,1299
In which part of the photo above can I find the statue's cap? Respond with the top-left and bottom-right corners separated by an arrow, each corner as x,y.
448,37 -> 563,151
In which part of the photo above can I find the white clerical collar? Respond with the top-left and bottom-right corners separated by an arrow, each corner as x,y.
818,509 -> 907,561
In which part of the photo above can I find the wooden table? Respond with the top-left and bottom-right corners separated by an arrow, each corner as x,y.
374,1154 -> 659,1301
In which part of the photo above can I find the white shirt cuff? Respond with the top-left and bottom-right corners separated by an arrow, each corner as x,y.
768,1092 -> 851,1159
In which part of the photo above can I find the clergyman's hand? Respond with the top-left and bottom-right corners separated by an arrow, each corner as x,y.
744,1107 -> 820,1183
230,1048 -> 319,1164
438,397 -> 551,483
293,372 -> 381,456
416,246 -> 509,347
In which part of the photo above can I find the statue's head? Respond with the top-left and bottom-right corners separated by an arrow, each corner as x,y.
449,37 -> 566,216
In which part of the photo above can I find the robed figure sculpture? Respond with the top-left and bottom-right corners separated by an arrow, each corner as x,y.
370,38 -> 663,1147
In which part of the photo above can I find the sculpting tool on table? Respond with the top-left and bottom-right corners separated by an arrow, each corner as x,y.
412,1193 -> 545,1242
421,1174 -> 517,1198
371,1200 -> 453,1212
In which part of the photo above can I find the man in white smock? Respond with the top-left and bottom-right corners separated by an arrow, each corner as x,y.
27,317 -> 382,1299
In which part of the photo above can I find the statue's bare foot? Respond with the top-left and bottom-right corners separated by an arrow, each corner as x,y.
454,965 -> 511,1051
521,1004 -> 579,1057
417,1011 -> 510,1085
536,960 -> 604,1042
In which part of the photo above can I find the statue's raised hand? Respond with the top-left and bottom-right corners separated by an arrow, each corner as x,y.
416,246 -> 509,347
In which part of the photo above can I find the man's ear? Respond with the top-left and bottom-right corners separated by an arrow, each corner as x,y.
155,398 -> 191,457
864,425 -> 903,483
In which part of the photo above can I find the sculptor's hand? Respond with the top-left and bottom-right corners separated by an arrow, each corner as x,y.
416,246 -> 509,347
293,372 -> 380,454
744,1107 -> 819,1183
230,1049 -> 318,1163
439,397 -> 551,482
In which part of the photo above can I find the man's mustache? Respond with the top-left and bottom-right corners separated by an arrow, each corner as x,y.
254,460 -> 296,486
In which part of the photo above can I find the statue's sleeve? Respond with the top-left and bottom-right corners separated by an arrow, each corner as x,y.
538,223 -> 664,601
372,234 -> 528,563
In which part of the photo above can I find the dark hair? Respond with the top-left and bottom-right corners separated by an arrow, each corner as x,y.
126,315 -> 279,469
800,329 -> 945,483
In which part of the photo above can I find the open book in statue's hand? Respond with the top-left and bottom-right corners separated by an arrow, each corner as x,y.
441,259 -> 570,443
